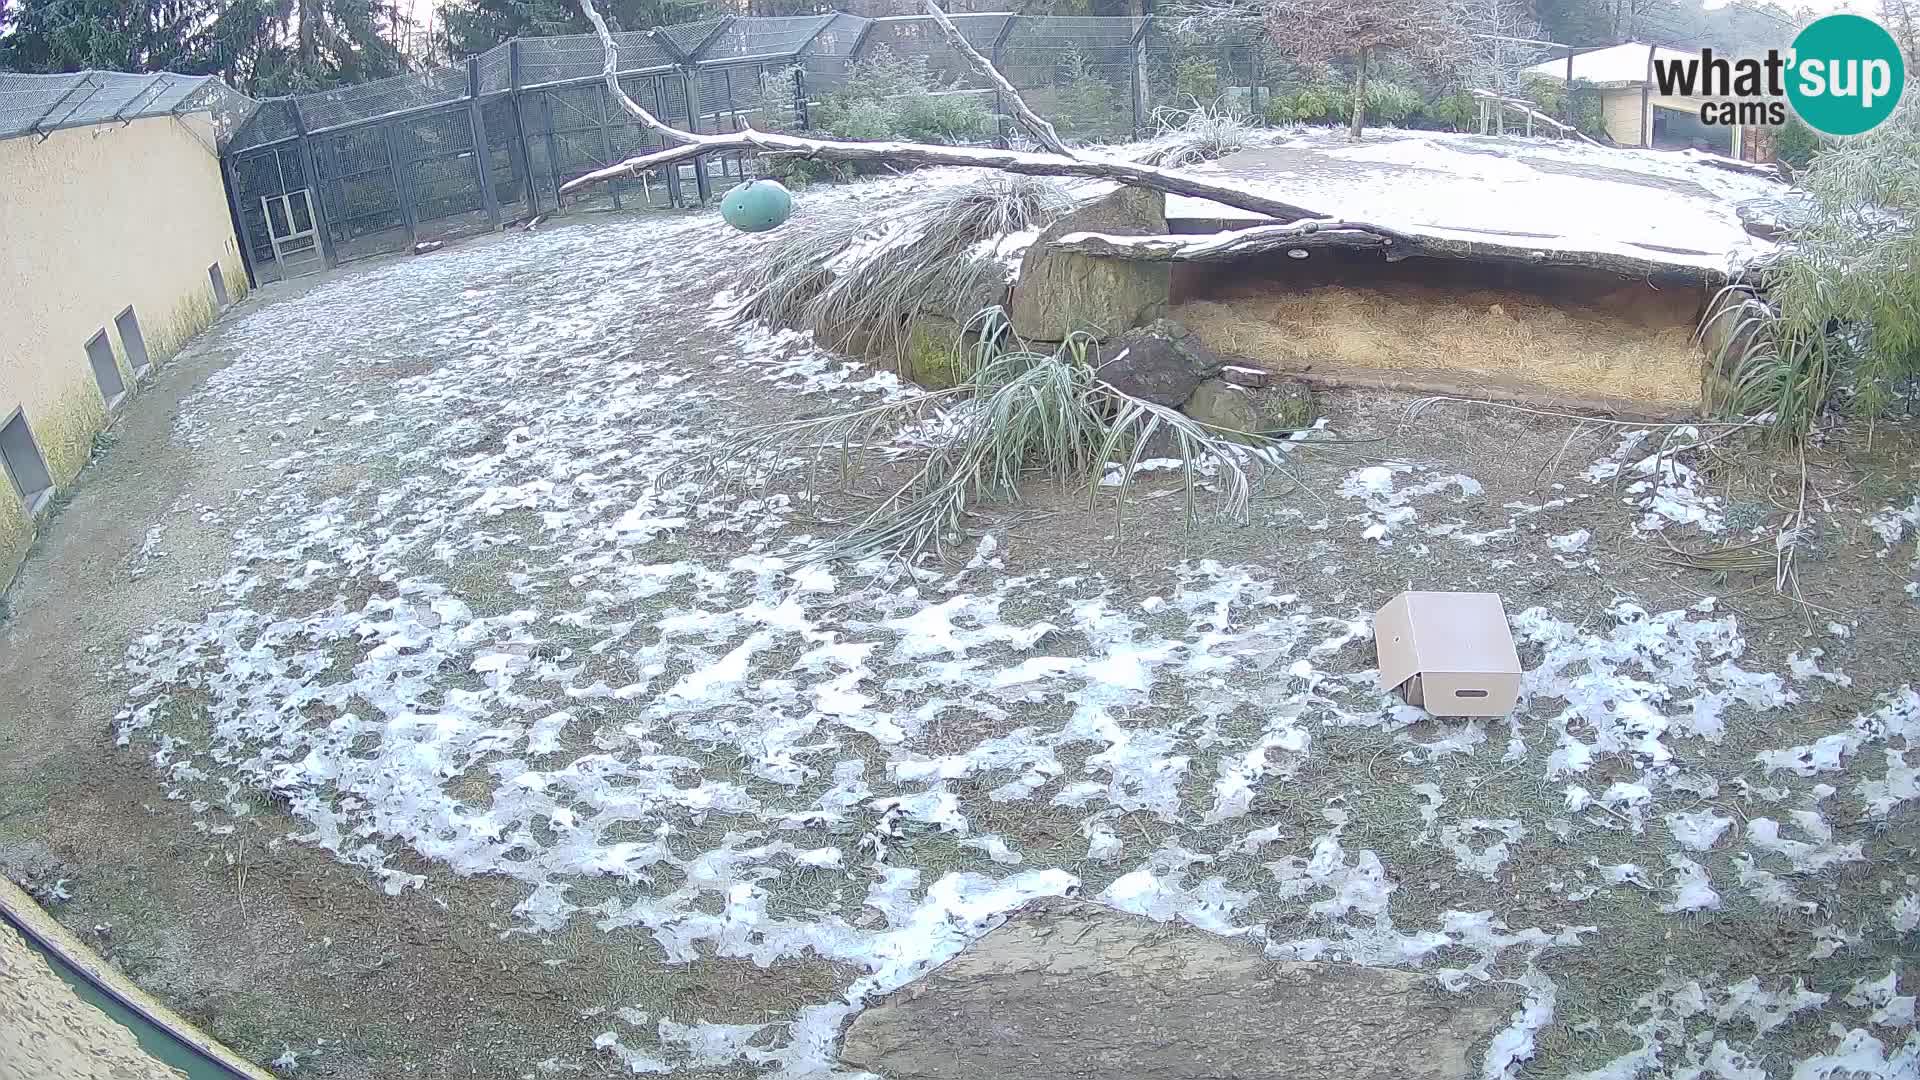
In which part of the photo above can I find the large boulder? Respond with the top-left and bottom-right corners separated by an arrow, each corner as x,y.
902,314 -> 973,390
1009,187 -> 1171,341
840,900 -> 1514,1080
1095,318 -> 1224,407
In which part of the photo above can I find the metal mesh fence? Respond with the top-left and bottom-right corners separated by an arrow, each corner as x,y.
211,12 -> 1600,284
0,70 -> 252,142
216,13 -> 1306,160
298,64 -> 469,134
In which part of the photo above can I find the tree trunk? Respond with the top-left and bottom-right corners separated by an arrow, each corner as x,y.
1348,46 -> 1368,141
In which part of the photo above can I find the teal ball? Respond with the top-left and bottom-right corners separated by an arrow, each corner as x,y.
720,180 -> 793,233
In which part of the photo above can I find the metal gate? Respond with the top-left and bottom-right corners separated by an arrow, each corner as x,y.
262,189 -> 324,276
229,145 -> 318,283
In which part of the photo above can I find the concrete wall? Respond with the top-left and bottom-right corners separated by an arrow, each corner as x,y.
0,113 -> 246,588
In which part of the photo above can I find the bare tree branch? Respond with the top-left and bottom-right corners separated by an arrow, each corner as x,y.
567,0 -> 1325,219
922,1 -> 1076,158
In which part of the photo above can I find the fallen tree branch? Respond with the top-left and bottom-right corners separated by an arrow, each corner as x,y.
1468,89 -> 1601,146
1051,221 -> 1728,282
923,1 -> 1075,157
566,0 -> 1321,220
561,137 -> 1323,219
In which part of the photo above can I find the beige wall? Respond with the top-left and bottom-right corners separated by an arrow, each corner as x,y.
1600,88 -> 1646,146
1597,87 -> 1744,155
0,112 -> 246,586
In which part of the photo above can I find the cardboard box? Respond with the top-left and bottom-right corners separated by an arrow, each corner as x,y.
1374,591 -> 1522,717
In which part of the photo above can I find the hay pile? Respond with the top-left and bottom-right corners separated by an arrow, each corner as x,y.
1174,270 -> 1704,408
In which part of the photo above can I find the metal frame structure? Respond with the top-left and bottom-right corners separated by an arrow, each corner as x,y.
213,13 -> 1587,283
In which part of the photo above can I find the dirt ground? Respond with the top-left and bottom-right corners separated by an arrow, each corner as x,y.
2,190 -> 1917,1080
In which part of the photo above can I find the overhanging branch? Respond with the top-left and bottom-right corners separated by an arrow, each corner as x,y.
922,1 -> 1075,158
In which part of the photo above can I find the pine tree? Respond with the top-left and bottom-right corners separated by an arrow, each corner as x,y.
0,0 -> 411,94
435,0 -> 712,58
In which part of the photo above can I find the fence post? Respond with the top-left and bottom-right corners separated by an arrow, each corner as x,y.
793,67 -> 808,129
684,67 -> 710,203
468,57 -> 502,229
1564,52 -> 1574,127
507,39 -> 537,215
1131,17 -> 1152,138
543,93 -> 563,211
598,82 -> 624,211
289,103 -> 338,268
382,120 -> 420,247
655,78 -> 683,206
220,152 -> 259,290
990,16 -> 1017,143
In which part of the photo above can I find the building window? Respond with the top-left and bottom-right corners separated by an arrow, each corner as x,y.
0,409 -> 55,516
85,329 -> 126,410
116,306 -> 152,377
209,263 -> 230,308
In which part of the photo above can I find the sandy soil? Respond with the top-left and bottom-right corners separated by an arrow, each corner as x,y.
0,920 -> 185,1080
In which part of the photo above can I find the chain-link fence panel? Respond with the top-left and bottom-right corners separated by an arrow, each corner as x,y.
795,13 -> 869,94
481,96 -> 531,219
478,43 -> 515,97
857,13 -> 1009,89
997,15 -> 1145,144
698,14 -> 836,64
655,16 -> 730,60
299,65 -> 468,135
1139,19 -> 1278,127
0,71 -> 251,142
311,122 -> 409,262
228,97 -> 302,150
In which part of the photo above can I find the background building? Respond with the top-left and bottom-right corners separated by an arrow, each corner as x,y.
1527,42 -> 1746,157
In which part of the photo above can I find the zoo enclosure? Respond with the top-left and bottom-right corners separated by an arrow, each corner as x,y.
219,12 -> 1575,282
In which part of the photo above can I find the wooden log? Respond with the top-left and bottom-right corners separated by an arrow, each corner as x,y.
1050,222 -> 1729,283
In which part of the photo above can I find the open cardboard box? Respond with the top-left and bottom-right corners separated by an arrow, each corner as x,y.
1375,591 -> 1523,717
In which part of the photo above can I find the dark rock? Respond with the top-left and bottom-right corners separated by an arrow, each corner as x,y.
944,272 -> 1012,326
1095,318 -> 1225,407
1009,187 -> 1171,341
840,899 -> 1515,1080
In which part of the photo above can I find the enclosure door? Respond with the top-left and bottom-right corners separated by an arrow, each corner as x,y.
263,190 -> 325,277
231,146 -> 322,282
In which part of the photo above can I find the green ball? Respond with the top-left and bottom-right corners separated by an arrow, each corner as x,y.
720,180 -> 793,233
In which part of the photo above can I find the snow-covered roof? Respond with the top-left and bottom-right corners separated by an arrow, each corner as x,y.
1164,128 -> 1779,277
1526,43 -> 1695,87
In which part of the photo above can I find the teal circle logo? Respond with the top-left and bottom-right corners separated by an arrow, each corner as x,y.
1787,15 -> 1906,136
